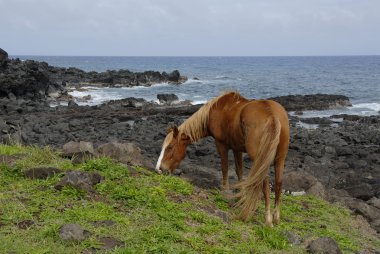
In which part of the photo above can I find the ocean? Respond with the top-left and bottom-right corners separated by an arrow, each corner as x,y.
15,55 -> 380,116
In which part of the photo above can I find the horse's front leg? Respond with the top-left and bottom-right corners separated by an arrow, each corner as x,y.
215,140 -> 229,190
233,150 -> 243,182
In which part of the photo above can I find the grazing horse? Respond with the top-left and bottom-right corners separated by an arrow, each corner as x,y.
155,92 -> 289,226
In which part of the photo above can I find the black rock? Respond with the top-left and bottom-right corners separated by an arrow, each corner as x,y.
269,94 -> 352,111
157,93 -> 179,105
54,170 -> 104,192
0,48 -> 9,67
307,237 -> 342,254
24,167 -> 63,179
168,70 -> 181,82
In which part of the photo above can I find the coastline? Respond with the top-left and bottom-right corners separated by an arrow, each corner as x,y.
1,50 -> 379,235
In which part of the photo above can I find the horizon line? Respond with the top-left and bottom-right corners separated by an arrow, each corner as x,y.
10,54 -> 380,58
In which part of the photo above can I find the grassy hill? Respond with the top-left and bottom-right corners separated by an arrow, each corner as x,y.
0,144 -> 379,253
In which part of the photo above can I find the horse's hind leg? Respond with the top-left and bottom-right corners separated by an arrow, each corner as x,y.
263,176 -> 273,227
273,156 -> 285,225
215,140 -> 229,190
233,150 -> 243,181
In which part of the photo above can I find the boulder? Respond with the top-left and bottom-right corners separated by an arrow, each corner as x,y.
286,231 -> 302,245
345,198 -> 380,225
168,70 -> 181,82
54,170 -> 104,192
59,223 -> 91,241
62,141 -> 96,164
283,171 -> 326,198
68,99 -> 79,108
345,183 -> 374,201
307,237 -> 342,254
97,142 -> 153,169
107,97 -> 148,108
367,197 -> 380,209
157,93 -> 179,105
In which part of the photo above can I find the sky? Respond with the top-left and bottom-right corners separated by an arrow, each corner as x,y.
0,0 -> 379,56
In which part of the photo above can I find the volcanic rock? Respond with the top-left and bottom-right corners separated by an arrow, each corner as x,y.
0,48 -> 8,67
157,93 -> 179,105
62,141 -> 96,164
269,94 -> 351,111
59,223 -> 91,241
307,237 -> 342,254
54,170 -> 104,192
97,142 -> 153,169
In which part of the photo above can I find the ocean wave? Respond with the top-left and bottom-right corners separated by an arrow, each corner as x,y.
350,102 -> 380,112
183,78 -> 210,85
120,82 -> 171,90
215,75 -> 229,79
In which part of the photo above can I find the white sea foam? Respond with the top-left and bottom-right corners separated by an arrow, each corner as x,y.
295,121 -> 319,129
120,82 -> 171,90
183,78 -> 212,85
192,100 -> 207,105
350,102 -> 380,112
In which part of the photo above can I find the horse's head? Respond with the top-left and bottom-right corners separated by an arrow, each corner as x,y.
155,126 -> 191,174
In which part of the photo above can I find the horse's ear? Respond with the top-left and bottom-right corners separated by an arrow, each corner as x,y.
172,126 -> 179,138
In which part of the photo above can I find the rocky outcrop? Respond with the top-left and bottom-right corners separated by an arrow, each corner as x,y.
269,94 -> 352,111
0,58 -> 65,100
0,51 -> 187,101
0,48 -> 8,68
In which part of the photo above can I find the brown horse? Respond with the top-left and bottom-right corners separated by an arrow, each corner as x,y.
155,92 -> 289,226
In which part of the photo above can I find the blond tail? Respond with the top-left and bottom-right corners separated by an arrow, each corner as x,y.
234,118 -> 281,221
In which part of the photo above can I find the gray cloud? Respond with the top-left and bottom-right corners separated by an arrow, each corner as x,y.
0,0 -> 379,56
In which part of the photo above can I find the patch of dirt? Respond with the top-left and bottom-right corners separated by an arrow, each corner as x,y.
97,236 -> 124,249
0,154 -> 25,167
92,220 -> 115,227
16,220 -> 34,229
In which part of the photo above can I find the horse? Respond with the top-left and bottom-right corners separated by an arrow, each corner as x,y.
155,92 -> 289,226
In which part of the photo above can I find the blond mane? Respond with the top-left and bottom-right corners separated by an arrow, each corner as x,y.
179,91 -> 241,142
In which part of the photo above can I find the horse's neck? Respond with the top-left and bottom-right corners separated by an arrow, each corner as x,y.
179,108 -> 209,143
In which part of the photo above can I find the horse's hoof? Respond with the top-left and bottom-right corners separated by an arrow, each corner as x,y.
155,168 -> 163,174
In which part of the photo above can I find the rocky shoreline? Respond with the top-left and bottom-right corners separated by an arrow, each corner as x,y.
0,48 -> 187,102
0,49 -> 379,233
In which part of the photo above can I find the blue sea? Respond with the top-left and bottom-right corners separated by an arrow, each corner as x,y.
15,55 -> 380,116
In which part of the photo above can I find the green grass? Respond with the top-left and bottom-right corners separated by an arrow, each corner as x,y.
0,144 -> 379,253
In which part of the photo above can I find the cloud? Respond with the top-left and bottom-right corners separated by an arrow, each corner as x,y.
0,0 -> 379,55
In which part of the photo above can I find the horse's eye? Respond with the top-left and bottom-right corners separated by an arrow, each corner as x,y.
166,145 -> 173,150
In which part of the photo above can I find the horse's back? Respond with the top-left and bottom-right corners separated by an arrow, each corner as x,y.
241,100 -> 290,157
208,93 -> 289,155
